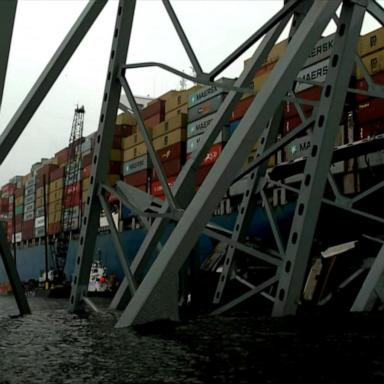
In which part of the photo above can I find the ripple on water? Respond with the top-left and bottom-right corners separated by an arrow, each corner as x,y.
0,297 -> 203,384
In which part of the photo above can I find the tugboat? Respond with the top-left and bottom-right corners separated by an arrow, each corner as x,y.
88,259 -> 111,295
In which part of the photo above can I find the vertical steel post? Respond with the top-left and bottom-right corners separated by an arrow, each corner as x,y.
116,0 -> 342,327
0,0 -> 17,111
12,192 -> 16,263
43,175 -> 49,286
110,13 -> 291,310
272,1 -> 366,316
0,222 -> 30,315
68,0 -> 137,312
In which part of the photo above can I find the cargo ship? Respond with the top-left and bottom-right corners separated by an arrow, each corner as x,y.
1,26 -> 384,302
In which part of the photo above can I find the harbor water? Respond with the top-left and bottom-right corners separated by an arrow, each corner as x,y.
0,295 -> 384,383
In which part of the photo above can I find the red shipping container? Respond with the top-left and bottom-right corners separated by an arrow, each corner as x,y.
144,113 -> 164,129
1,183 -> 16,196
83,165 -> 91,178
83,153 -> 92,167
231,96 -> 254,122
109,161 -> 121,175
112,136 -> 122,149
157,142 -> 185,163
115,124 -> 134,138
284,86 -> 322,120
282,115 -> 315,135
22,219 -> 34,230
141,99 -> 165,120
64,193 -> 81,208
356,98 -> 384,124
15,215 -> 22,225
152,158 -> 184,181
48,223 -> 61,235
50,167 -> 65,181
357,120 -> 384,139
14,188 -> 23,198
151,176 -> 177,197
124,170 -> 150,187
65,182 -> 81,195
55,147 -> 69,164
37,163 -> 59,178
186,143 -> 224,167
196,164 -> 213,186
355,71 -> 384,103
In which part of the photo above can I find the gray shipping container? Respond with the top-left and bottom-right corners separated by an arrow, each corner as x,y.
24,185 -> 35,196
187,114 -> 215,138
304,34 -> 334,68
35,207 -> 45,217
187,130 -> 230,154
285,135 -> 311,161
188,94 -> 225,123
24,202 -> 35,213
188,77 -> 234,108
295,58 -> 329,93
24,194 -> 35,205
23,211 -> 34,221
35,227 -> 45,238
122,155 -> 151,176
25,177 -> 36,188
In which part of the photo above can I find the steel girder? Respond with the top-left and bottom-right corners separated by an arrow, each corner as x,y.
114,0 -> 350,327
0,0 -> 29,316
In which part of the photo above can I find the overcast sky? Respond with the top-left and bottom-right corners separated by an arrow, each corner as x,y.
0,0 -> 382,187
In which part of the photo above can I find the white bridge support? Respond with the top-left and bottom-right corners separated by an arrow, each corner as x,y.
2,0 -> 384,325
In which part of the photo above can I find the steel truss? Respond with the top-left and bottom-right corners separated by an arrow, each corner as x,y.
2,0 -> 384,325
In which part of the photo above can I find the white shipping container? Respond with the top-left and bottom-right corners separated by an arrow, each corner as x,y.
295,58 -> 329,93
12,232 -> 22,243
304,34 -> 334,68
35,216 -> 45,228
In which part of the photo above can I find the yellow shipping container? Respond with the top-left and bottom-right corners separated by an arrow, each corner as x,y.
107,174 -> 120,187
82,189 -> 89,203
244,39 -> 287,69
110,149 -> 122,162
48,201 -> 62,214
123,143 -> 147,162
48,190 -> 63,204
359,27 -> 384,57
160,89 -> 189,114
15,196 -> 24,206
153,128 -> 187,151
82,177 -> 90,191
121,127 -> 153,150
49,178 -> 63,193
164,104 -> 188,120
116,112 -> 136,126
48,211 -> 62,225
35,197 -> 43,208
36,186 -> 49,199
356,49 -> 384,80
152,114 -> 187,139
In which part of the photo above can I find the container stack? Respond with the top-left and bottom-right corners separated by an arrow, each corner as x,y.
151,113 -> 187,199
12,183 -> 24,243
355,27 -> 384,138
22,175 -> 35,242
283,34 -> 335,139
186,80 -> 232,186
48,164 -> 65,236
121,102 -> 165,192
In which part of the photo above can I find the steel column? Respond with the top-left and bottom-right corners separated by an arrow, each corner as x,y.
116,0 -> 342,327
272,1 -> 366,316
0,223 -> 30,315
110,13 -> 291,310
68,0 -> 136,312
0,0 -> 17,111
